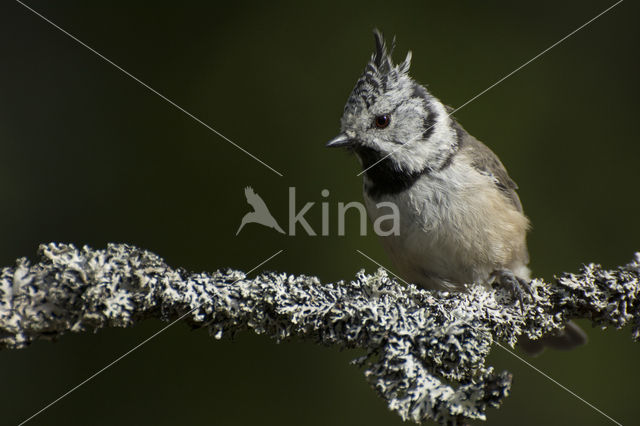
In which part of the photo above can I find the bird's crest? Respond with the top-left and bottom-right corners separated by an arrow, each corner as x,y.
345,29 -> 412,112
372,29 -> 411,75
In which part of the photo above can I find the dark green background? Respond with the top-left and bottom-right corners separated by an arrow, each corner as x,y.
1,1 -> 638,425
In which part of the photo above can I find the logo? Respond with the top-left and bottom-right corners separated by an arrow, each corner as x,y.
236,187 -> 400,237
236,187 -> 285,235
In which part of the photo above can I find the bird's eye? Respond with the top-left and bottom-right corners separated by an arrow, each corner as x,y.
374,114 -> 391,129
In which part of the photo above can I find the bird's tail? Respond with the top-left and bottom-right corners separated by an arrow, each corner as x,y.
235,217 -> 249,236
518,320 -> 587,356
272,222 -> 285,234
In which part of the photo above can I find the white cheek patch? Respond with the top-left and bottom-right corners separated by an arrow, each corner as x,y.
389,98 -> 456,174
368,96 -> 425,147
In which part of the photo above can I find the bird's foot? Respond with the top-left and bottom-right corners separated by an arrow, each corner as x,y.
490,269 -> 534,312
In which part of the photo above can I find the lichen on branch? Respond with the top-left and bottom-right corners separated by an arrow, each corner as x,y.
1,243 -> 638,424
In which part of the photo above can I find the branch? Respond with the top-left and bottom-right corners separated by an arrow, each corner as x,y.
1,243 -> 639,424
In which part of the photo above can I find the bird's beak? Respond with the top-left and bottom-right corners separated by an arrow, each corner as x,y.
326,133 -> 353,148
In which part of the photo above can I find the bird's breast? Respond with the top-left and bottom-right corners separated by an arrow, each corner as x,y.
363,167 -> 529,291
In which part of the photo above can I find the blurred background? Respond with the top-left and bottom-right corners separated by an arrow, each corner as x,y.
1,1 -> 638,425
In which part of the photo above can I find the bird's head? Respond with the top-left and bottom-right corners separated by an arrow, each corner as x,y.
327,30 -> 457,178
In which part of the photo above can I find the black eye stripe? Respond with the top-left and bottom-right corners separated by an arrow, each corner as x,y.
410,83 -> 438,140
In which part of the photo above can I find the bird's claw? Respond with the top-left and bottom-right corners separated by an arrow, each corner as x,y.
491,269 -> 534,313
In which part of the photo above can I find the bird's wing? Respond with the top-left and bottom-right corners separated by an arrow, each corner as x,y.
457,124 -> 530,264
457,124 -> 524,213
244,186 -> 270,212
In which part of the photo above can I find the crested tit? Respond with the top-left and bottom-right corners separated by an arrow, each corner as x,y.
327,30 -> 586,355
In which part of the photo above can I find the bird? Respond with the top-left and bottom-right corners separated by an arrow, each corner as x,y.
236,186 -> 285,235
326,30 -> 586,355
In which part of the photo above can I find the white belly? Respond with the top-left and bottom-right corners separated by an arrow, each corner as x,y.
363,167 -> 529,291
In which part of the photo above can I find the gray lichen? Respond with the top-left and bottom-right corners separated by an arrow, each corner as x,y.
1,243 -> 639,424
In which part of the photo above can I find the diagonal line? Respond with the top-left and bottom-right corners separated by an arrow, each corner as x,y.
495,342 -> 622,426
358,0 -> 624,177
15,0 -> 284,177
355,249 -> 410,286
356,249 -> 622,425
18,249 -> 284,426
